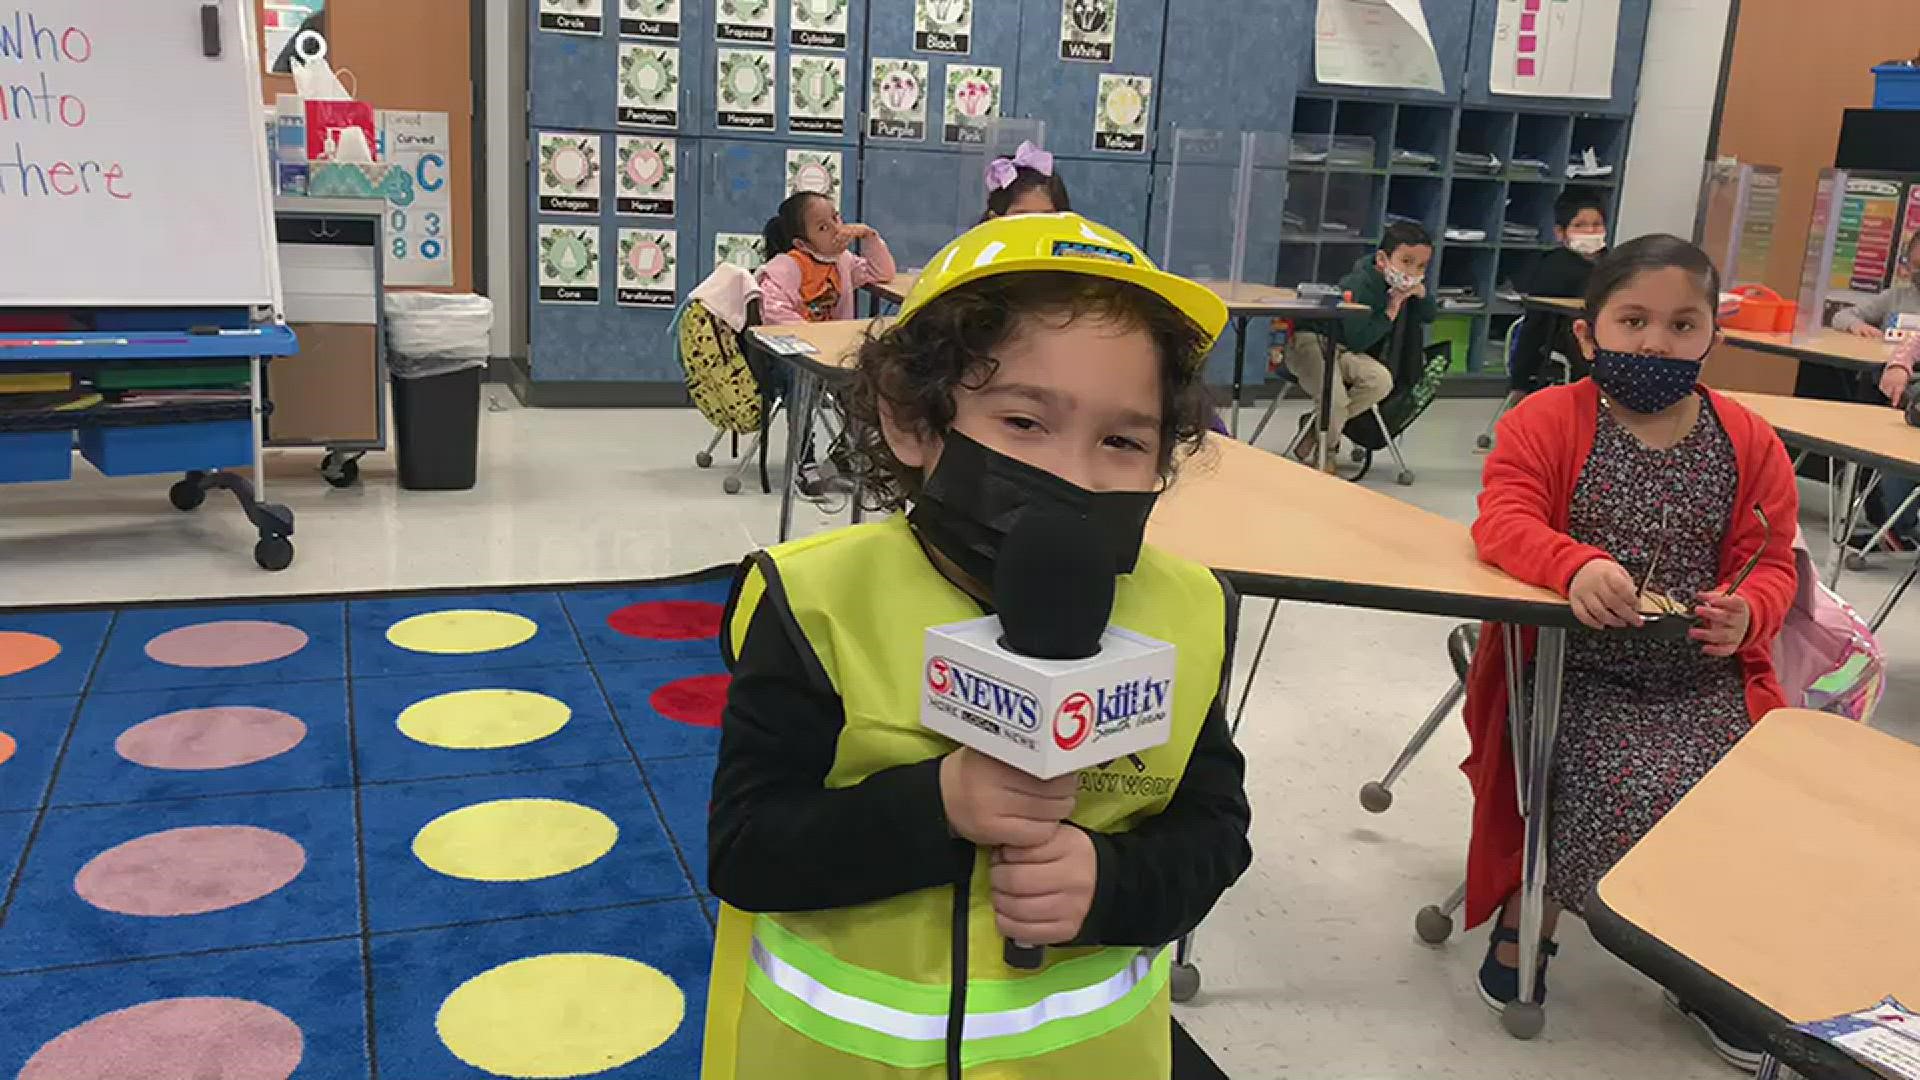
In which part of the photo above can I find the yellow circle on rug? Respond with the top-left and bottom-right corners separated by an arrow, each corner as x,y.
437,953 -> 684,1078
412,798 -> 617,882
385,610 -> 537,655
397,689 -> 572,750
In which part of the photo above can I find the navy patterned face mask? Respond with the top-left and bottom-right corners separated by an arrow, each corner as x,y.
1591,349 -> 1704,414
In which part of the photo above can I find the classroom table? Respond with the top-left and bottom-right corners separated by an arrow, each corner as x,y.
1587,708 -> 1920,1080
869,272 -> 1369,463
1725,391 -> 1920,630
1147,438 -> 1577,1036
745,318 -> 881,542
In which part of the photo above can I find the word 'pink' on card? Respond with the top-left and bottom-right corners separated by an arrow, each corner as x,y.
1521,12 -> 1536,30
1517,58 -> 1537,77
1519,34 -> 1537,51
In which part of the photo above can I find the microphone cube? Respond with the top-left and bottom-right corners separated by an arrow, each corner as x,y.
922,617 -> 1177,780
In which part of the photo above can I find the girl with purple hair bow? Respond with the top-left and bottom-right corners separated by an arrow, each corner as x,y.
982,140 -> 1072,219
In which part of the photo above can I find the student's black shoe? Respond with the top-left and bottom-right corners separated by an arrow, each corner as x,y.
1477,910 -> 1557,1011
1665,991 -> 1766,1073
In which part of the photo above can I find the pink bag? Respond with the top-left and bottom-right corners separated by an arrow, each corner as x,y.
1770,529 -> 1885,722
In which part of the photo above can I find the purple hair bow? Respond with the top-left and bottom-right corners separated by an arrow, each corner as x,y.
985,141 -> 1054,192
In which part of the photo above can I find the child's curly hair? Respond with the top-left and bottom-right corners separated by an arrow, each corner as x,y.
844,271 -> 1216,512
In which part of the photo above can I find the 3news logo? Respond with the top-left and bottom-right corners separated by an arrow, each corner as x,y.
925,657 -> 1041,742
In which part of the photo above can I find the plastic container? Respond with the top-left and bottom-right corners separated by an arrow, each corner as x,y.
79,420 -> 252,477
392,365 -> 482,490
1872,65 -> 1920,110
1720,284 -> 1798,333
0,430 -> 74,483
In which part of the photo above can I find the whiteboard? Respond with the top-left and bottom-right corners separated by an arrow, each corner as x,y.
0,0 -> 279,308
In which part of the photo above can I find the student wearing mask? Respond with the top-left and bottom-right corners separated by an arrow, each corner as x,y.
1510,190 -> 1610,392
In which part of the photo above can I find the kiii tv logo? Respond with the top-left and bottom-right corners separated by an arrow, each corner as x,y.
1054,677 -> 1173,751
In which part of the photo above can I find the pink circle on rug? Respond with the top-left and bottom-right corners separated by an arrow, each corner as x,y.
649,674 -> 731,728
144,621 -> 309,669
73,825 -> 306,917
115,708 -> 308,771
608,600 -> 725,642
18,996 -> 303,1080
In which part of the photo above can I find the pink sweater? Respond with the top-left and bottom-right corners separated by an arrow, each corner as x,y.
755,239 -> 896,324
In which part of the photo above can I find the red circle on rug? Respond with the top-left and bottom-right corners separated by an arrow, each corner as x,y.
0,631 -> 60,678
144,621 -> 309,669
0,731 -> 15,767
116,707 -> 307,771
74,825 -> 306,917
18,996 -> 303,1080
649,674 -> 731,728
608,600 -> 724,642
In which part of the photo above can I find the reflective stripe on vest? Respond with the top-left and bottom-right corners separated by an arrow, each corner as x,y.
745,913 -> 1169,1070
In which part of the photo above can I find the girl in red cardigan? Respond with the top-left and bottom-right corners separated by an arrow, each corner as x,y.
1463,236 -> 1798,1072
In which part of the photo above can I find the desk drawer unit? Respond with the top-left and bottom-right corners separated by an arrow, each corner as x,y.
270,210 -> 387,450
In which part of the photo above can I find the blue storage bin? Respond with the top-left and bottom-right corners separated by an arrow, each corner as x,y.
0,430 -> 74,484
79,420 -> 252,477
1873,65 -> 1920,110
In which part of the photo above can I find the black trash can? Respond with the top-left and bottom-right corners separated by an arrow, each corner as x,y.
391,363 -> 483,490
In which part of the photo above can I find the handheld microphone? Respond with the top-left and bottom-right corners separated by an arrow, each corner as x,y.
921,509 -> 1178,972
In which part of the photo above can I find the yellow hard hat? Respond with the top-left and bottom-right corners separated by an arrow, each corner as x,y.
893,213 -> 1228,360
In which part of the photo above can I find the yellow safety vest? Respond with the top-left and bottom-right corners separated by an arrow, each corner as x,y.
701,516 -> 1226,1079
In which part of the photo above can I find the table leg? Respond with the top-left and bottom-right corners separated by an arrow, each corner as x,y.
847,410 -> 866,527
1871,547 -> 1920,632
1754,1055 -> 1782,1080
1228,317 -> 1249,439
1826,461 -> 1867,588
778,369 -> 818,544
249,356 -> 267,502
1229,599 -> 1282,740
1316,328 -> 1337,473
1509,625 -> 1566,1039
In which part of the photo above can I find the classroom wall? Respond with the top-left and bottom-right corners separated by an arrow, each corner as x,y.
1614,0 -> 1732,241
1713,0 -> 1920,297
260,0 -> 477,294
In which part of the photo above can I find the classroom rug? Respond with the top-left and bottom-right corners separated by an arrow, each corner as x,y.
0,572 -> 1232,1079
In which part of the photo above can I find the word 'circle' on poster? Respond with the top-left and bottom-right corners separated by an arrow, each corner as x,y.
621,0 -> 681,40
618,44 -> 681,128
868,58 -> 929,142
790,0 -> 849,50
538,132 -> 602,215
716,48 -> 777,131
789,55 -> 847,137
716,0 -> 776,44
539,224 -> 601,303
1093,73 -> 1151,153
786,149 -> 843,210
1060,0 -> 1117,62
540,0 -> 604,35
914,0 -> 972,54
714,232 -> 768,272
618,228 -> 677,307
943,65 -> 1001,146
378,110 -> 454,287
616,136 -> 676,216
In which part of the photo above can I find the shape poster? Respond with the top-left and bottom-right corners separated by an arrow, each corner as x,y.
717,48 -> 778,131
786,149 -> 844,210
618,45 -> 681,129
943,66 -> 1003,146
617,228 -> 678,307
1490,0 -> 1620,100
715,232 -> 769,271
539,225 -> 601,304
620,0 -> 681,40
915,0 -> 972,54
1060,0 -> 1117,63
537,132 -> 602,215
540,0 -> 604,35
616,136 -> 677,216
1315,0 -> 1442,93
1093,74 -> 1150,154
378,110 -> 455,288
790,55 -> 848,136
717,0 -> 776,43
790,0 -> 849,49
869,59 -> 930,142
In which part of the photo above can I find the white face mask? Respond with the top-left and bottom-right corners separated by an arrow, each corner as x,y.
1567,231 -> 1607,256
1383,266 -> 1423,292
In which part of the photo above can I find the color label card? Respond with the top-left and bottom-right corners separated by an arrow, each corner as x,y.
1060,0 -> 1117,63
1093,74 -> 1151,153
868,58 -> 929,141
914,0 -> 972,54
942,65 -> 1002,146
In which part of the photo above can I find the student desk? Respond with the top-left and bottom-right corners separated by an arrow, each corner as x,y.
1725,391 -> 1920,630
868,274 -> 1369,462
1148,438 -> 1577,1035
745,318 -> 883,542
1587,708 -> 1920,1080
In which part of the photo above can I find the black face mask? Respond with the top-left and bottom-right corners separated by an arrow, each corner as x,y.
907,430 -> 1159,588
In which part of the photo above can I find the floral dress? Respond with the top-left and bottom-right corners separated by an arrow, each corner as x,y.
1543,394 -> 1752,915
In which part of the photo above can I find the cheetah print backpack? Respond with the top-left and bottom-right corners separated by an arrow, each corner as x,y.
676,299 -> 766,436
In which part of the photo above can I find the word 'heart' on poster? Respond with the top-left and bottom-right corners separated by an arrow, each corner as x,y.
616,135 -> 676,216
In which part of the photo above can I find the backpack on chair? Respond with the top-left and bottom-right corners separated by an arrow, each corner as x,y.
676,297 -> 767,436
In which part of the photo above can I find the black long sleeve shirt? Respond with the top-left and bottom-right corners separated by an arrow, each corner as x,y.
708,574 -> 1253,948
1513,247 -> 1598,391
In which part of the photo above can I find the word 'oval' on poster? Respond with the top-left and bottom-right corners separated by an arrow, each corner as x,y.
537,132 -> 602,215
914,0 -> 971,55
716,0 -> 775,44
1093,73 -> 1150,154
617,227 -> 677,307
618,44 -> 681,129
1060,0 -> 1117,63
616,135 -> 676,216
868,58 -> 929,142
540,0 -> 604,35
620,0 -> 681,41
539,224 -> 601,304
788,55 -> 847,137
790,0 -> 848,50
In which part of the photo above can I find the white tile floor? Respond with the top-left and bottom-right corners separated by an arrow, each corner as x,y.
3,390 -> 1914,1078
